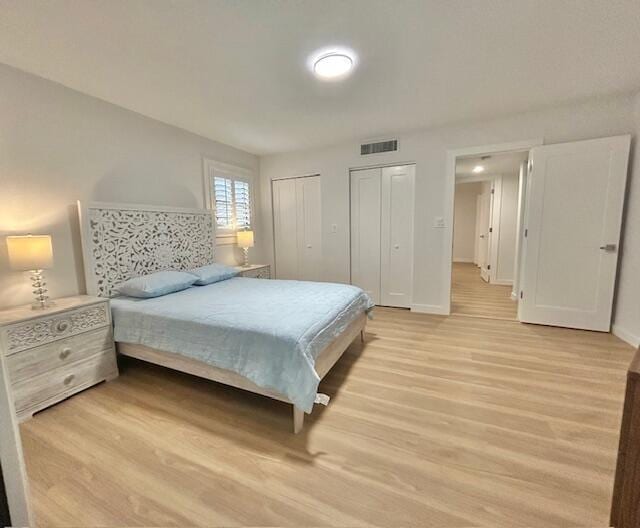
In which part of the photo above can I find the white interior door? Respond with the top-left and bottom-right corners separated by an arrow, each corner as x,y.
487,176 -> 503,284
478,190 -> 491,282
295,176 -> 322,281
474,194 -> 482,266
380,165 -> 415,307
519,135 -> 630,331
350,168 -> 381,303
272,178 -> 299,279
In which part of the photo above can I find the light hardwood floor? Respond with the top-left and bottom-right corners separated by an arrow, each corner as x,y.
451,262 -> 518,320
20,308 -> 634,527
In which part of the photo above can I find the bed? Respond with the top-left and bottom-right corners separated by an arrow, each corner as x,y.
77,201 -> 372,433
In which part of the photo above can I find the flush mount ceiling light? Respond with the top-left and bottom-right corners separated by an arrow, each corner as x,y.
308,48 -> 357,80
472,165 -> 485,173
314,53 -> 353,79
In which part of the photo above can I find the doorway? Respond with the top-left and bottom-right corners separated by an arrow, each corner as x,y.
451,150 -> 530,320
446,135 -> 630,331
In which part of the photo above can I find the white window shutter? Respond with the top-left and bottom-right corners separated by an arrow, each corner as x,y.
211,174 -> 252,233
214,176 -> 234,229
234,180 -> 251,230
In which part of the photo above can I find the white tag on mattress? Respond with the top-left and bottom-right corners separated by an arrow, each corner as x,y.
315,393 -> 330,406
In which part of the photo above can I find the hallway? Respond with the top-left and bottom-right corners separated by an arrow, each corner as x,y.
451,262 -> 518,320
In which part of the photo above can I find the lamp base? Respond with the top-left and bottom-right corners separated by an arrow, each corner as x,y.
242,247 -> 250,267
30,269 -> 53,310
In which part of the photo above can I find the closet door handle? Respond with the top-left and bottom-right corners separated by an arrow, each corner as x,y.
394,244 -> 400,249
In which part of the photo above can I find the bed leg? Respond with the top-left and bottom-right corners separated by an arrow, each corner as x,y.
360,329 -> 365,343
293,406 -> 304,434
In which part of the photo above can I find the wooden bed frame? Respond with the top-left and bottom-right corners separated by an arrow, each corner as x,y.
77,201 -> 365,433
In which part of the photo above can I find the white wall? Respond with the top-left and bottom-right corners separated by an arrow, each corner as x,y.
453,182 -> 481,262
0,64 -> 260,310
258,92 -> 639,322
613,93 -> 640,347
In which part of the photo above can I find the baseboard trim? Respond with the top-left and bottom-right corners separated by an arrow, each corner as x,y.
411,304 -> 449,315
491,279 -> 514,286
453,258 -> 474,263
612,324 -> 640,348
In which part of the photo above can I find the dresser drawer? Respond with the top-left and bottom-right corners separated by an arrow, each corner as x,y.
12,350 -> 117,415
7,326 -> 113,383
4,302 -> 110,354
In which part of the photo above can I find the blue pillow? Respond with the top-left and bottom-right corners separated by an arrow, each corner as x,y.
114,270 -> 197,298
189,263 -> 238,285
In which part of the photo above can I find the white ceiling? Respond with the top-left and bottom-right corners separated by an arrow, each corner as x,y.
1,0 -> 640,155
456,151 -> 529,179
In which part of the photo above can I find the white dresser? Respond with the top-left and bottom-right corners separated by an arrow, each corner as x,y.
0,295 -> 118,421
234,264 -> 271,279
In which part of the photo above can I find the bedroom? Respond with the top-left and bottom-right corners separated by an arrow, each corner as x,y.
1,1 -> 640,527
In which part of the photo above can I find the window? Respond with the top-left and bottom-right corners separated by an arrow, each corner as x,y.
212,176 -> 252,231
204,159 -> 254,239
233,179 -> 251,230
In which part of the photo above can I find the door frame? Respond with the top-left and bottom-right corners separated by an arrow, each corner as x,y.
512,160 -> 529,300
444,139 -> 543,315
473,193 -> 482,266
477,183 -> 493,282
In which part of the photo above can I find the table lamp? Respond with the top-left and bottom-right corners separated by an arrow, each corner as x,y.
6,234 -> 54,309
237,230 -> 254,267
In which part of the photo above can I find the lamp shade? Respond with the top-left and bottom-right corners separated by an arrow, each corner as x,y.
6,235 -> 54,271
236,230 -> 254,249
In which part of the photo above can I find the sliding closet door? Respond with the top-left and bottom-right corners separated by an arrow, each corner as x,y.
350,168 -> 382,303
272,178 -> 299,279
273,176 -> 322,281
380,165 -> 415,307
296,176 -> 322,281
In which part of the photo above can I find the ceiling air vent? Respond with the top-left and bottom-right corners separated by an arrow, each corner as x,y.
360,139 -> 398,156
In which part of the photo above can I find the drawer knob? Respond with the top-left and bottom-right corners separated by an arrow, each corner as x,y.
56,320 -> 70,333
59,347 -> 72,360
64,374 -> 75,386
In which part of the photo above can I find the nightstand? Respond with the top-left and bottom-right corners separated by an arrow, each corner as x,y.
0,295 -> 118,421
234,264 -> 271,279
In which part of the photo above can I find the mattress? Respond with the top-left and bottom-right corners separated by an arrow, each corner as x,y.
110,277 -> 374,412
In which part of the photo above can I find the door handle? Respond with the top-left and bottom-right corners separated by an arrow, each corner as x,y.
599,244 -> 617,252
479,235 -> 485,239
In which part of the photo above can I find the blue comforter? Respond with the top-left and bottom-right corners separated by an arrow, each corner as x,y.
110,277 -> 374,412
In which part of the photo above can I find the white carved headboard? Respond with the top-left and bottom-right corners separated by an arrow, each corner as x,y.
77,201 -> 215,297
